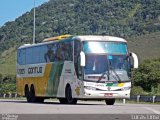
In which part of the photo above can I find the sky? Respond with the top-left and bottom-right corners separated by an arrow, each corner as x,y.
0,0 -> 49,27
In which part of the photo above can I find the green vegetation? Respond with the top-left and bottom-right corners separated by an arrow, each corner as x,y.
132,59 -> 160,95
0,0 -> 159,94
0,47 -> 16,75
0,74 -> 16,94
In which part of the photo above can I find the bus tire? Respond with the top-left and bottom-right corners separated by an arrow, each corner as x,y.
30,85 -> 37,103
105,99 -> 115,105
65,85 -> 77,104
25,85 -> 31,102
29,85 -> 44,103
58,98 -> 67,104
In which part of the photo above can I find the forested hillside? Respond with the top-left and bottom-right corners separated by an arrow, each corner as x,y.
128,32 -> 160,61
0,0 -> 160,54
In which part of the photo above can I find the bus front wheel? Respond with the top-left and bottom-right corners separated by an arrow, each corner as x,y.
65,85 -> 77,104
105,99 -> 115,105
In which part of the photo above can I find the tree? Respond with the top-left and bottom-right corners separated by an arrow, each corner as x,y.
132,59 -> 160,93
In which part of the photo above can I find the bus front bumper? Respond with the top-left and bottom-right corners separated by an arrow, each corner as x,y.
83,89 -> 130,99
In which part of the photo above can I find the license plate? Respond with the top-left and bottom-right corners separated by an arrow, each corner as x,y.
104,93 -> 113,97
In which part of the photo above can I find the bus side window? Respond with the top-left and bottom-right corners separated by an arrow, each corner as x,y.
55,41 -> 73,62
21,49 -> 26,65
74,40 -> 81,78
44,44 -> 55,62
63,41 -> 73,61
26,47 -> 33,64
32,46 -> 40,64
41,45 -> 48,63
17,50 -> 21,65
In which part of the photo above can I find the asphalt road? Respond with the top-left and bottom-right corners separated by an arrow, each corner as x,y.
0,99 -> 160,120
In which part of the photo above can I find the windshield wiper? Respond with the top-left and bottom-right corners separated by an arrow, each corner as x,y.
97,71 -> 109,83
108,60 -> 121,83
110,69 -> 121,83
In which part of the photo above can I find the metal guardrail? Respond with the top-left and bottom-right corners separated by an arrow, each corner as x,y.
130,95 -> 160,103
0,93 -> 19,98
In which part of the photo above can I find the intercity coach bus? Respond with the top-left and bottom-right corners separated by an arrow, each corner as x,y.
16,35 -> 138,105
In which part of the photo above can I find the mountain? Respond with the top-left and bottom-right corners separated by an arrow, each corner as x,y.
0,0 -> 160,75
128,32 -> 160,61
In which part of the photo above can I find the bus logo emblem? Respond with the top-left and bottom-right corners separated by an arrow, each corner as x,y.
107,87 -> 111,91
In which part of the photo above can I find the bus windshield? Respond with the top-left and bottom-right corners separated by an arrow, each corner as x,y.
83,41 -> 131,82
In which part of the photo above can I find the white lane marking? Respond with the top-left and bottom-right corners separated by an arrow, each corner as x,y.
144,107 -> 160,114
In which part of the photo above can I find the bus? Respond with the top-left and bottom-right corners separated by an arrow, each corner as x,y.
16,35 -> 138,105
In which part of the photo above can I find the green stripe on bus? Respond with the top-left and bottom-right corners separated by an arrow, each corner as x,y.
46,62 -> 64,96
106,83 -> 114,86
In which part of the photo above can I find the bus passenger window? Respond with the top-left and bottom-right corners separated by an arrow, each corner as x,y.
45,44 -> 55,62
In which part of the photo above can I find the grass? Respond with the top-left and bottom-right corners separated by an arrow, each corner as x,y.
0,46 -> 16,75
128,32 -> 160,62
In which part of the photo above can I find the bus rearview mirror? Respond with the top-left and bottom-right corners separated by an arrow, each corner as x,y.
130,52 -> 138,69
80,51 -> 86,67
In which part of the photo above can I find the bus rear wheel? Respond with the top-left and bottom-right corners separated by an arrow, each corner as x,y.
30,85 -> 37,103
29,86 -> 45,103
65,85 -> 77,104
105,99 -> 115,105
25,85 -> 31,102
25,85 -> 44,103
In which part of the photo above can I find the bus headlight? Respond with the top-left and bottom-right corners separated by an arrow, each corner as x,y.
84,86 -> 96,91
121,87 -> 131,91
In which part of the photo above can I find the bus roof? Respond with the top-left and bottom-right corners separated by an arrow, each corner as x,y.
18,35 -> 127,49
74,35 -> 127,42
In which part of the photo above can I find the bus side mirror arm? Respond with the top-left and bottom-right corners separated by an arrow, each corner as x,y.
80,51 -> 86,67
130,52 -> 138,69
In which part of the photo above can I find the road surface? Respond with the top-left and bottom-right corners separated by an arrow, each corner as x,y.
0,99 -> 160,120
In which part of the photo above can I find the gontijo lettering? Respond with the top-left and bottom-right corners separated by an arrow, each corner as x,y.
28,67 -> 43,74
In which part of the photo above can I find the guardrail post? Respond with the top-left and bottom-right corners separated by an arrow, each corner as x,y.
15,93 -> 17,98
123,99 -> 126,104
9,93 -> 11,98
3,94 -> 6,99
153,96 -> 156,103
137,95 -> 140,102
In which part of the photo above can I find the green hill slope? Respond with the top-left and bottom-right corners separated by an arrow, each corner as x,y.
128,32 -> 160,61
0,47 -> 16,75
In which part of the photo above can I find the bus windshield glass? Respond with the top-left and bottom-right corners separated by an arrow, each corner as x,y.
83,41 -> 128,54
